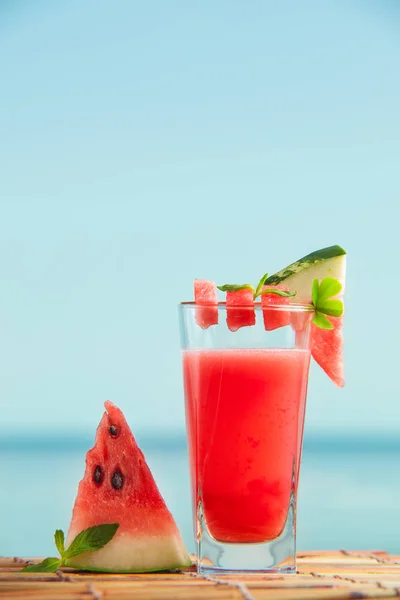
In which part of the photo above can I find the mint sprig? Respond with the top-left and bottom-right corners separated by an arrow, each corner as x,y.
312,277 -> 344,330
54,529 -> 65,556
217,284 -> 255,293
64,523 -> 119,558
218,275 -> 296,300
254,272 -> 269,298
21,523 -> 119,573
259,287 -> 295,298
21,557 -> 63,573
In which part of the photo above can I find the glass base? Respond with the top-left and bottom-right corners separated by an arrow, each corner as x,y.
197,499 -> 296,574
199,564 -> 296,576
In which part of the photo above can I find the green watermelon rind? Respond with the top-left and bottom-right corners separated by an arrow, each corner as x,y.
64,559 -> 192,573
264,245 -> 346,287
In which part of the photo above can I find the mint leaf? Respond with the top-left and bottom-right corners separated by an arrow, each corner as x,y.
217,284 -> 254,293
254,272 -> 269,299
20,523 -> 120,573
318,277 -> 342,301
64,523 -> 119,559
311,277 -> 344,328
54,529 -> 65,556
259,288 -> 296,298
312,278 -> 319,306
312,312 -> 334,330
21,557 -> 62,573
317,299 -> 343,318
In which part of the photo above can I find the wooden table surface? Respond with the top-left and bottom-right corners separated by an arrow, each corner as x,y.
2,551 -> 400,599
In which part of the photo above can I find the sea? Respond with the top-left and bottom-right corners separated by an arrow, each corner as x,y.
1,433 -> 399,557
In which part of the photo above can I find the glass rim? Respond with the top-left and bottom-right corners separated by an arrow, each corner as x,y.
179,301 -> 314,312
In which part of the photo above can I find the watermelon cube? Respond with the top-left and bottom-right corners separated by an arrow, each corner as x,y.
261,285 -> 290,331
226,289 -> 255,331
194,279 -> 218,329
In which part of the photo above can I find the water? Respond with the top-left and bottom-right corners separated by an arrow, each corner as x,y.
1,436 -> 399,557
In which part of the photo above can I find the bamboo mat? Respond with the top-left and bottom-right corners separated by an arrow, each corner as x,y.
2,551 -> 400,599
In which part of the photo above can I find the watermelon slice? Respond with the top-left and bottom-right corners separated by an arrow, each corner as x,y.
311,315 -> 344,387
265,245 -> 346,387
261,285 -> 290,331
264,245 -> 346,303
65,401 -> 191,573
226,288 -> 255,331
194,279 -> 218,329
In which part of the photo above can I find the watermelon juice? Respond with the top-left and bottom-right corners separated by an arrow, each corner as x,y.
183,347 -> 310,544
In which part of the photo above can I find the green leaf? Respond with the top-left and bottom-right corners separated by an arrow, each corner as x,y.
318,277 -> 342,301
64,523 -> 120,559
21,557 -> 62,573
312,312 -> 334,330
217,284 -> 254,293
254,272 -> 269,298
316,299 -> 344,318
312,278 -> 319,306
54,529 -> 65,557
259,288 -> 296,298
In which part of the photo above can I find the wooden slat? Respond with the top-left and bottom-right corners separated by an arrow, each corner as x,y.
1,551 -> 400,600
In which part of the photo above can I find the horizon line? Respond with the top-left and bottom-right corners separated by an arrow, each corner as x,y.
1,431 -> 399,453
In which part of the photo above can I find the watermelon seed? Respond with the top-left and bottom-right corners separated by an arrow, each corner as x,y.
111,470 -> 124,490
93,465 -> 103,485
109,425 -> 118,437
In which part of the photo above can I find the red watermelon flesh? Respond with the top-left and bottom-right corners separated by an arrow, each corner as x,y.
311,315 -> 344,387
194,279 -> 218,329
226,288 -> 255,331
261,285 -> 290,331
65,401 -> 191,572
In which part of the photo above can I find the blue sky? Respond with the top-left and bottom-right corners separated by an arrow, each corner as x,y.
0,0 -> 399,436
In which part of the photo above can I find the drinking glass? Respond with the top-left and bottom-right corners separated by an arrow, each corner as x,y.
178,302 -> 313,574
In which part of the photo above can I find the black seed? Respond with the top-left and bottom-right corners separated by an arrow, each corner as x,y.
109,425 -> 118,437
111,470 -> 124,490
93,465 -> 103,485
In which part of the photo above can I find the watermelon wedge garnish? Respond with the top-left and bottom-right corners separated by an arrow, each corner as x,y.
264,245 -> 346,303
261,285 -> 290,331
226,288 -> 255,331
266,245 -> 346,387
311,315 -> 344,387
194,279 -> 218,329
65,401 -> 191,573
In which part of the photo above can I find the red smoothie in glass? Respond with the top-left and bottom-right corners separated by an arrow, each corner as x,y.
183,348 -> 310,543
